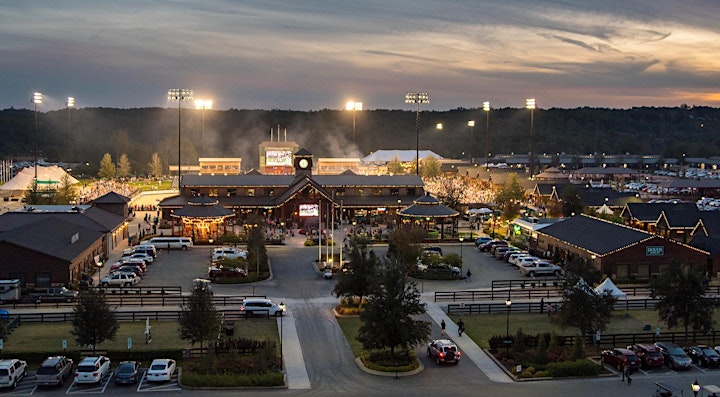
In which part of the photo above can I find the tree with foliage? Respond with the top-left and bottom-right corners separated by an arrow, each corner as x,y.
553,279 -> 616,339
333,236 -> 377,307
561,184 -> 584,217
386,228 -> 425,270
23,181 -> 39,205
387,155 -> 405,175
424,175 -> 466,210
246,216 -> 268,276
148,152 -> 163,178
494,174 -> 525,220
55,173 -> 78,205
71,289 -> 119,353
178,288 -> 222,350
651,263 -> 715,336
562,258 -> 603,286
117,153 -> 132,178
421,155 -> 441,178
357,258 -> 430,357
98,153 -> 116,179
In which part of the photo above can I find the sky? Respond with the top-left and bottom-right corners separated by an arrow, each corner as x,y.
2,0 -> 719,111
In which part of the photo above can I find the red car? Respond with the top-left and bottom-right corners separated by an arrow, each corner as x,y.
628,343 -> 664,368
601,348 -> 641,371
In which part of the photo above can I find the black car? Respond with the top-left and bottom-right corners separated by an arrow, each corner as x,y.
685,345 -> 720,368
114,361 -> 142,384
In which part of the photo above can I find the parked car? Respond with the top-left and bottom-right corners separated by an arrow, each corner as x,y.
120,258 -> 148,270
519,260 -> 563,277
240,298 -> 286,317
601,348 -> 641,371
514,256 -> 540,268
35,356 -> 73,387
27,287 -> 78,302
494,246 -> 514,259
508,253 -> 531,265
114,361 -> 142,385
427,339 -> 461,365
129,252 -> 154,264
146,359 -> 176,382
474,237 -> 492,247
501,248 -> 523,261
74,356 -> 111,384
208,266 -> 247,280
117,266 -> 143,278
133,245 -> 156,258
686,345 -> 720,368
0,359 -> 27,388
212,247 -> 248,261
655,341 -> 692,370
479,240 -> 507,252
627,343 -> 664,369
101,272 -> 140,287
423,246 -> 443,256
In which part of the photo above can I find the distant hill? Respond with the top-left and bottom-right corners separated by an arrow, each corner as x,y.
0,106 -> 717,175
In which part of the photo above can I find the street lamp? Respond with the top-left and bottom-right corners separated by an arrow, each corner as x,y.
483,101 -> 490,170
168,89 -> 193,189
692,379 -> 700,397
405,92 -> 430,175
66,97 -> 75,161
505,298 -> 512,356
195,99 -> 213,157
459,236 -> 464,262
436,123 -> 443,130
31,92 -> 43,188
526,98 -> 536,178
345,100 -> 362,142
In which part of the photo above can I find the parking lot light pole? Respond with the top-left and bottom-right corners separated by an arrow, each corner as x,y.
505,298 -> 512,356
405,92 -> 429,175
168,89 -> 193,189
483,101 -> 490,170
526,98 -> 536,178
32,92 -> 43,188
346,100 -> 362,142
459,236 -> 464,262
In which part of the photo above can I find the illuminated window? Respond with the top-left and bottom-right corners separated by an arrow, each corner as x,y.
269,189 -> 275,197
336,188 -> 346,197
373,188 -> 382,196
227,189 -> 236,197
390,188 -> 399,196
247,189 -> 255,197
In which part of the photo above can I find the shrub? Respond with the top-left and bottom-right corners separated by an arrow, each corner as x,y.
535,334 -> 550,364
360,350 -> 419,372
571,335 -> 585,360
546,360 -> 600,377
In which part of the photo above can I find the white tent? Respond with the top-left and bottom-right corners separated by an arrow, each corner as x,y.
469,208 -> 493,214
0,166 -> 79,192
594,278 -> 626,298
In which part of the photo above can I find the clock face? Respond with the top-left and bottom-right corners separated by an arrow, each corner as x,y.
299,159 -> 309,169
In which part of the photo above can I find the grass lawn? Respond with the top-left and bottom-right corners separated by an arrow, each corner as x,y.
336,317 -> 363,357
2,318 -> 279,353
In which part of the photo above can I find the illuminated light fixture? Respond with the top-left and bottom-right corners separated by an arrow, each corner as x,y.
345,100 -> 363,141
195,99 -> 212,157
405,92 -> 430,175
526,98 -> 536,178
31,92 -> 43,191
483,101 -> 491,170
168,88 -> 193,188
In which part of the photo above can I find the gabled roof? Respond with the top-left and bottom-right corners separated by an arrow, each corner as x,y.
689,234 -> 720,256
91,191 -> 130,204
622,202 -> 699,222
294,148 -> 313,156
657,208 -> 703,229
692,212 -> 720,239
572,167 -> 639,175
0,207 -> 124,233
0,217 -> 103,261
537,214 -> 652,255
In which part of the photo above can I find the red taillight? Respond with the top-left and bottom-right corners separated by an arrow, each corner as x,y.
439,352 -> 444,358
74,373 -> 78,377
93,372 -> 98,377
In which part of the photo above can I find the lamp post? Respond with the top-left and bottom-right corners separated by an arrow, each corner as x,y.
168,89 -> 193,189
483,101 -> 490,171
195,99 -> 212,158
31,92 -> 43,194
692,379 -> 700,397
66,97 -> 75,160
459,236 -> 464,262
405,92 -> 429,175
505,298 -> 512,356
526,98 -> 536,178
345,100 -> 362,142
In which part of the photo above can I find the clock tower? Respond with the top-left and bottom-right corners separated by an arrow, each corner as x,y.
294,148 -> 313,177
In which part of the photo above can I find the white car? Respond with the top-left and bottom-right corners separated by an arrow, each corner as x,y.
74,356 -> 110,384
129,252 -> 154,263
508,253 -> 532,265
101,272 -> 140,287
0,359 -> 27,388
146,359 -> 176,382
212,247 -> 248,261
514,256 -> 540,268
240,298 -> 286,317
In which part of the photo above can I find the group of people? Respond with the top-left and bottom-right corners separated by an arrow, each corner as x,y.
440,318 -> 466,337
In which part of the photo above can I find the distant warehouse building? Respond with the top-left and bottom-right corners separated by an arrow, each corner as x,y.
530,214 -> 710,281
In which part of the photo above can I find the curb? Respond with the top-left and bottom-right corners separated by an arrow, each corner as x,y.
353,357 -> 424,377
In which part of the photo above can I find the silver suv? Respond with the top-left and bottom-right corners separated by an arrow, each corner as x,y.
0,359 -> 27,388
35,356 -> 73,386
427,339 -> 461,365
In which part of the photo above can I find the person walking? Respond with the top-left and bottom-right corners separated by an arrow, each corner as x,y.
457,318 -> 465,336
441,319 -> 446,336
466,269 -> 472,282
625,365 -> 632,385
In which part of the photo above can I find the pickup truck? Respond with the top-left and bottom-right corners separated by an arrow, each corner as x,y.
519,261 -> 563,277
27,287 -> 79,302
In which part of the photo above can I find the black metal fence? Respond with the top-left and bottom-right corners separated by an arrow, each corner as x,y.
447,298 -> 664,315
8,308 -> 279,324
2,294 -> 265,309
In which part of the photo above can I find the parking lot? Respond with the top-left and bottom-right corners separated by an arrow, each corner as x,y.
1,367 -> 180,395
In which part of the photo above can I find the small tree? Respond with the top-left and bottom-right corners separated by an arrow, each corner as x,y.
357,258 -> 430,357
495,174 -> 524,220
98,153 -> 116,179
71,289 -> 119,353
333,236 -> 377,307
178,288 -> 222,350
386,228 -> 424,270
117,153 -> 132,178
421,155 -> 441,178
55,173 -> 78,205
651,263 -> 714,337
148,152 -> 163,178
387,156 -> 405,175
553,279 -> 616,340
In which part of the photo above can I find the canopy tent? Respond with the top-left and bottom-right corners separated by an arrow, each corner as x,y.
594,277 -> 626,298
468,208 -> 493,214
0,166 -> 79,192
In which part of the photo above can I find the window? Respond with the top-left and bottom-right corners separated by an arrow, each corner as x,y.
390,188 -> 399,196
247,189 -> 255,197
637,264 -> 650,277
227,189 -> 236,197
336,188 -> 346,197
373,188 -> 382,196
208,189 -> 218,197
269,189 -> 275,197
616,264 -> 628,278
358,188 -> 365,196
407,188 -> 416,196
191,189 -> 199,197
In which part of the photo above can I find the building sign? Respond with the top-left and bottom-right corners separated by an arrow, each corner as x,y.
646,246 -> 664,256
266,149 -> 293,166
299,204 -> 319,217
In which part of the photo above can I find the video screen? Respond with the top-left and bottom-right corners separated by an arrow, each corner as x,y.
266,149 -> 293,166
299,203 -> 319,217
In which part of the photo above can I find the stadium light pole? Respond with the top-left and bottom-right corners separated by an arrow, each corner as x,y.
526,98 -> 536,178
32,92 -> 43,185
168,89 -> 193,189
195,99 -> 212,157
345,100 -> 362,142
483,101 -> 490,171
66,97 -> 75,161
405,92 -> 429,175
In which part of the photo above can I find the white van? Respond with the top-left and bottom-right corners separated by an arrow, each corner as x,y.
146,237 -> 193,250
